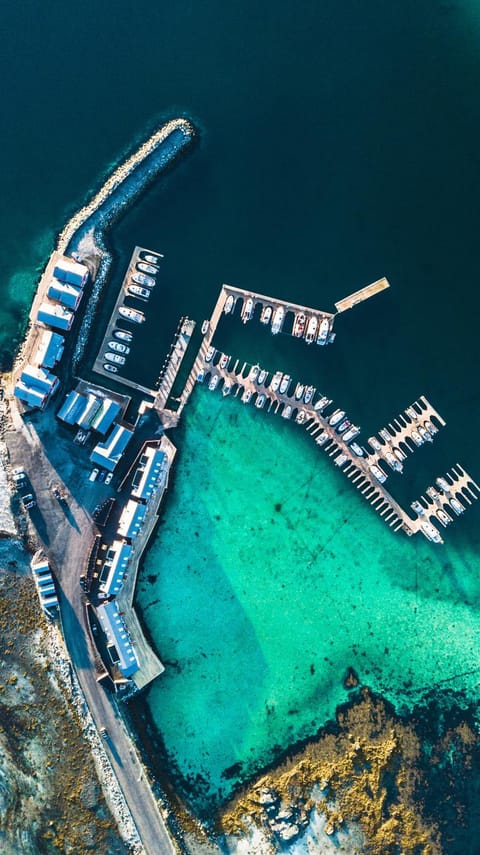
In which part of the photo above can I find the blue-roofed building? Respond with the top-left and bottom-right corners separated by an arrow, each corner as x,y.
53,258 -> 89,288
35,330 -> 64,370
57,391 -> 88,425
131,446 -> 168,502
47,279 -> 83,310
14,365 -> 59,410
101,540 -> 132,597
90,424 -> 133,472
117,499 -> 146,540
77,394 -> 102,429
31,557 -> 59,613
37,302 -> 74,332
90,399 -> 121,436
96,600 -> 139,678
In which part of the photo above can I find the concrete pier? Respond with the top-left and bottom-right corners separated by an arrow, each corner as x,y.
334,277 -> 390,313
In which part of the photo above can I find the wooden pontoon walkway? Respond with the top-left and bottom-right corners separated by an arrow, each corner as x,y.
334,277 -> 390,313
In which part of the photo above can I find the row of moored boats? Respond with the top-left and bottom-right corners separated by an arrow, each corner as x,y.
223,293 -> 333,344
103,252 -> 162,374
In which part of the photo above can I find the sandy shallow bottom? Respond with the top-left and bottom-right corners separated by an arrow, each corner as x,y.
136,386 -> 480,811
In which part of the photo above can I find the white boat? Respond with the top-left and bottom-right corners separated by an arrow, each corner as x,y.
368,436 -> 381,452
295,410 -> 307,424
209,375 -> 219,391
257,369 -> 267,385
316,317 -> 330,345
405,406 -> 417,420
279,374 -> 291,394
224,294 -> 235,314
424,420 -> 438,436
329,409 -> 345,427
201,320 -> 209,335
205,346 -> 215,362
242,297 -> 254,323
411,500 -> 425,516
249,364 -> 260,381
385,451 -> 403,472
114,329 -> 132,343
379,429 -> 391,442
271,306 -> 285,335
335,453 -> 348,467
314,396 -> 331,412
118,306 -> 145,323
128,284 -> 150,300
350,442 -> 364,456
305,316 -> 318,344
394,447 -> 406,461
219,353 -> 230,370
436,477 -> 450,493
342,425 -> 360,443
293,313 -> 306,338
420,521 -> 443,544
137,262 -> 158,275
104,363 -> 118,374
304,385 -> 315,404
450,497 -> 464,515
426,487 -> 441,502
418,426 -> 432,443
255,394 -> 266,409
222,382 -> 232,396
108,341 -> 130,355
316,431 -> 329,446
144,253 -> 163,265
337,418 -> 351,433
369,464 -> 387,483
260,305 -> 273,324
241,388 -> 252,403
436,509 -> 452,527
282,405 -> 292,419
294,383 -> 305,401
132,272 -> 155,288
271,371 -> 282,392
105,352 -> 125,365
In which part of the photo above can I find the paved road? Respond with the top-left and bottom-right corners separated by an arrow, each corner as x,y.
6,406 -> 177,855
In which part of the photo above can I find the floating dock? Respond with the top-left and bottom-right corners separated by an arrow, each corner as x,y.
334,277 -> 390,313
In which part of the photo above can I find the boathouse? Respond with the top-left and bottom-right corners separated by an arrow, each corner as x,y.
34,329 -> 64,370
131,446 -> 167,502
90,423 -> 134,471
96,600 -> 139,678
101,540 -> 132,597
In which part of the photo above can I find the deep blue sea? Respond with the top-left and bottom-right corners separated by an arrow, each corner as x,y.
3,0 -> 480,833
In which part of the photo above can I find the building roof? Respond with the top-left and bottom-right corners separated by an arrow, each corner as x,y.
96,600 -> 138,677
90,424 -> 134,472
35,330 -> 64,369
21,365 -> 57,393
31,559 -> 58,611
14,381 -> 47,409
117,499 -> 147,540
37,302 -> 74,331
77,393 -> 102,429
47,279 -> 83,310
53,258 -> 89,288
131,447 -> 167,502
57,390 -> 87,425
101,540 -> 132,597
90,398 -> 122,435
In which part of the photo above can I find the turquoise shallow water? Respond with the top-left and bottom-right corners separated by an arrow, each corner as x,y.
137,382 -> 480,810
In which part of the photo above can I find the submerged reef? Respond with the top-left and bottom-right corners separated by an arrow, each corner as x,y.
218,688 -> 480,855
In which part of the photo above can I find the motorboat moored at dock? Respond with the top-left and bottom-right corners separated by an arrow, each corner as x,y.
257,369 -> 267,385
337,418 -> 351,433
282,405 -> 292,419
329,409 -> 345,427
350,442 -> 364,456
260,305 -> 273,324
304,385 -> 315,404
385,451 -> 403,472
271,371 -> 283,392
222,382 -> 232,396
421,520 -> 444,544
305,316 -> 318,344
219,353 -> 230,370
209,375 -> 219,391
436,477 -> 450,493
137,262 -> 158,275
314,396 -> 331,412
369,464 -> 387,483
316,431 -> 329,446
342,425 -> 360,443
118,306 -> 145,323
271,306 -> 285,335
241,388 -> 252,403
201,320 -> 209,335
241,298 -> 254,323
294,383 -> 305,401
249,364 -> 260,381
205,346 -> 215,362
335,453 -> 348,467
426,486 -> 441,502
255,394 -> 266,408
104,363 -> 118,374
450,497 -> 464,515
105,352 -> 125,365
128,284 -> 150,300
279,374 -> 291,394
316,317 -> 330,345
368,436 -> 381,452
411,500 -> 425,516
436,509 -> 452,527
224,294 -> 235,314
108,341 -> 130,354
114,329 -> 133,343
293,313 -> 306,338
132,272 -> 155,288
143,253 -> 163,265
